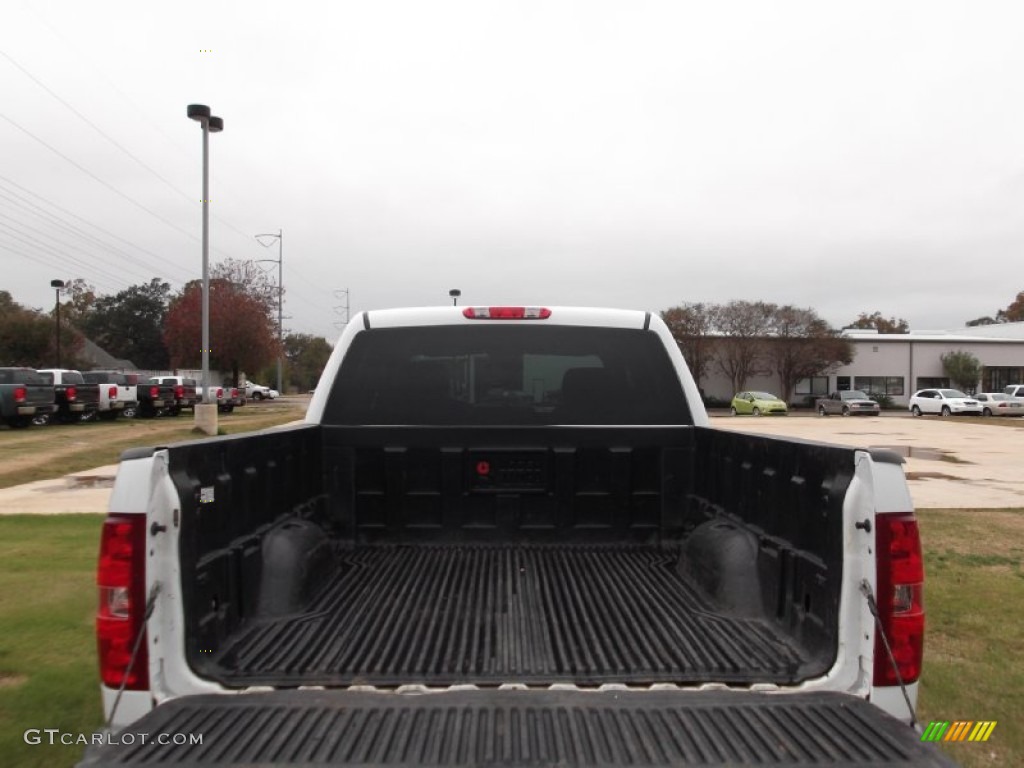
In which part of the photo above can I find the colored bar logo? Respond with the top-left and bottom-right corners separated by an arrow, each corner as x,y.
921,721 -> 997,742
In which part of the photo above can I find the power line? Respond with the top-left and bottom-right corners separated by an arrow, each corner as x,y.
0,211 -> 159,286
1,48 -> 269,250
0,241 -> 123,296
0,218 -> 134,288
1,50 -> 199,207
0,176 -> 194,284
0,112 -> 203,244
0,188 -> 190,284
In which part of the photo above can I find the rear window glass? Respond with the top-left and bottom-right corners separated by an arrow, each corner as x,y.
61,371 -> 85,385
324,325 -> 691,426
0,369 -> 46,385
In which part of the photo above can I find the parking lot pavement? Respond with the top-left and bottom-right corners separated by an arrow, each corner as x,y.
0,464 -> 118,515
1,415 -> 1019,514
713,414 -> 1024,508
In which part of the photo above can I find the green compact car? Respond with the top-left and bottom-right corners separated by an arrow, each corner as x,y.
730,391 -> 788,416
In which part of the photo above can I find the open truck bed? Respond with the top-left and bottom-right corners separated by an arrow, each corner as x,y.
173,424 -> 846,689
209,544 -> 809,686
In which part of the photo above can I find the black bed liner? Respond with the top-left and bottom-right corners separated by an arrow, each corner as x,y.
77,690 -> 954,767
206,544 -> 812,687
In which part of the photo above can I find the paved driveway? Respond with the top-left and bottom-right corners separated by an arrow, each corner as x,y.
713,413 -> 1024,508
2,415 -> 1019,514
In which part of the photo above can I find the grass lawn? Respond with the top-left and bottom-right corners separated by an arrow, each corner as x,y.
0,515 -> 104,768
0,507 -> 1019,767
916,508 -> 1024,767
0,399 -> 306,489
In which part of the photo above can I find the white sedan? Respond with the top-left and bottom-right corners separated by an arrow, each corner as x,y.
975,392 -> 1024,417
908,388 -> 981,417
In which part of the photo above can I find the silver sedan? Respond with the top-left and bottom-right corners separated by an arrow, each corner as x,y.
975,392 -> 1024,417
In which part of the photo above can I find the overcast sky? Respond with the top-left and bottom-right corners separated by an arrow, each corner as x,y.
3,1 -> 1024,339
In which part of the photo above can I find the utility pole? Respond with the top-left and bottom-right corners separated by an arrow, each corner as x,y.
255,230 -> 284,394
187,104 -> 223,435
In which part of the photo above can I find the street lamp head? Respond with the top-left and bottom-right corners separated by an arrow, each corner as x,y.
449,289 -> 461,298
187,104 -> 211,121
50,279 -> 66,289
209,116 -> 224,133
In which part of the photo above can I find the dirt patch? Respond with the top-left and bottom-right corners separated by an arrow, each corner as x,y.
905,471 -> 960,481
0,673 -> 27,689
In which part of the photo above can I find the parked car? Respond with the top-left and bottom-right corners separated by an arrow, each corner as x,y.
1004,384 -> 1024,399
730,391 -> 788,416
816,390 -> 881,417
975,392 -> 1024,417
222,385 -> 245,413
908,388 -> 982,417
244,381 -> 278,400
139,379 -> 179,417
196,383 -> 228,412
81,372 -> 130,420
37,369 -> 101,423
86,372 -> 140,419
149,376 -> 199,415
0,367 -> 56,428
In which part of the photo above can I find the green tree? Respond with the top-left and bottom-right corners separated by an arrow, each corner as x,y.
281,333 -> 332,392
79,279 -> 171,369
767,306 -> 854,404
846,311 -> 909,334
941,350 -> 982,393
661,303 -> 719,392
0,290 -> 84,368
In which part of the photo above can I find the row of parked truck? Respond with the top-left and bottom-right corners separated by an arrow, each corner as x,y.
0,368 -> 249,428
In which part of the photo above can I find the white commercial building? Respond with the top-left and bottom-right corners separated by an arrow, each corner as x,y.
697,322 -> 1024,406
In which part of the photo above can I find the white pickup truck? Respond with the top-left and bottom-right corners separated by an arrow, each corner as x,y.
81,306 -> 950,767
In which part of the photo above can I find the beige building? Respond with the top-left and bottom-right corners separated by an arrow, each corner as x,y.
697,322 -> 1024,406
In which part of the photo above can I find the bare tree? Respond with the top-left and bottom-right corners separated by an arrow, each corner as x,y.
212,258 -> 281,318
767,306 -> 854,403
661,303 -> 719,391
714,300 -> 776,393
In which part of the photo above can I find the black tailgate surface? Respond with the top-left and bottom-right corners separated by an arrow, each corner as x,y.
78,690 -> 954,767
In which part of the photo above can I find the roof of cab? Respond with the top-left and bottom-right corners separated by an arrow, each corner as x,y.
361,305 -> 650,330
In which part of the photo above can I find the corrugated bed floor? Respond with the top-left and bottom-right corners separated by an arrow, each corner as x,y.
210,545 -> 810,686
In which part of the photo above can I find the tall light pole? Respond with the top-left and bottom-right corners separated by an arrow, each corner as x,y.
50,279 -> 65,367
449,289 -> 461,306
255,230 -> 283,394
187,104 -> 223,435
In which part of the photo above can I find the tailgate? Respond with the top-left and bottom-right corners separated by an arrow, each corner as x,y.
78,690 -> 953,767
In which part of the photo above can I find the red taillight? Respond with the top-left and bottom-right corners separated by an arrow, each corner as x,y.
231,388 -> 238,398
66,386 -> 77,402
108,386 -> 118,400
874,512 -> 925,686
463,306 -> 552,320
149,386 -> 159,398
216,388 -> 223,398
13,386 -> 26,403
175,385 -> 184,399
96,515 -> 148,690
